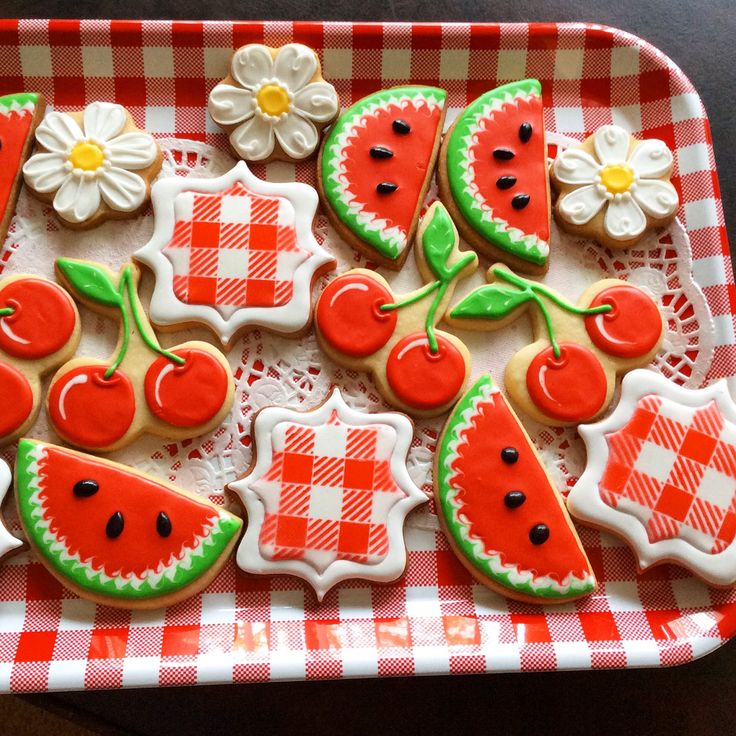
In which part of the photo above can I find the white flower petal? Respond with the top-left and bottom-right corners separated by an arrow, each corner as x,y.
229,116 -> 275,161
230,45 -> 273,90
98,167 -> 147,212
208,84 -> 257,125
105,132 -> 158,170
628,139 -> 673,179
604,196 -> 647,240
274,112 -> 319,159
83,101 -> 127,143
558,184 -> 607,225
594,125 -> 631,165
35,111 -> 83,154
553,149 -> 600,185
293,81 -> 339,123
22,153 -> 69,193
273,44 -> 317,93
632,179 -> 679,219
53,176 -> 101,223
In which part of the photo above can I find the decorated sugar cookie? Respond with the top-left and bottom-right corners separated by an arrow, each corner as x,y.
315,202 -> 478,417
0,275 -> 81,445
15,439 -> 243,609
209,43 -> 339,163
448,266 -> 664,426
436,374 -> 596,603
0,93 -> 45,244
47,259 -> 234,451
438,79 -> 551,275
551,124 -> 679,249
134,161 -> 335,347
569,370 -> 736,587
319,86 -> 447,270
22,101 -> 162,229
229,389 -> 426,600
0,460 -> 23,562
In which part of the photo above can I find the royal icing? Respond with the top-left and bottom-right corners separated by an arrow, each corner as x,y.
15,439 -> 242,604
315,202 -> 477,416
22,101 -> 159,225
229,389 -> 426,600
134,161 -> 335,345
47,260 -> 233,450
0,459 -> 22,560
209,43 -> 339,161
449,266 -> 664,425
569,370 -> 736,587
436,374 -> 596,601
320,87 -> 447,263
552,125 -> 679,242
442,79 -> 550,270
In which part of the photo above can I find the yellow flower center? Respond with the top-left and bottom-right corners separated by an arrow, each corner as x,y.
599,164 -> 634,194
68,141 -> 105,171
256,84 -> 290,117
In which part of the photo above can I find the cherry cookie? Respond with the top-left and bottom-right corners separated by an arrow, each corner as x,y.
228,388 -> 427,600
569,370 -> 736,587
0,460 -> 23,562
315,201 -> 478,417
0,274 -> 80,445
135,161 -> 335,348
47,259 -> 234,451
448,265 -> 664,426
436,374 -> 596,603
15,439 -> 243,609
0,92 -> 45,244
22,101 -> 162,229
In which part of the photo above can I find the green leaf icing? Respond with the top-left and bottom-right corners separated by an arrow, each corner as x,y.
450,284 -> 532,320
57,259 -> 123,308
422,202 -> 456,282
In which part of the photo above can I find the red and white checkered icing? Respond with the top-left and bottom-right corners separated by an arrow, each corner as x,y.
164,181 -> 308,309
600,395 -> 736,554
0,19 -> 734,691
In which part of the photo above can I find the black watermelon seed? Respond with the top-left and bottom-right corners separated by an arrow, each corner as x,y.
493,147 -> 515,161
156,511 -> 172,538
106,511 -> 124,539
519,122 -> 533,143
392,119 -> 411,134
496,175 -> 517,190
376,182 -> 398,194
370,145 -> 394,159
529,524 -> 550,545
512,194 -> 531,210
73,479 -> 99,498
501,447 -> 519,464
504,491 -> 527,509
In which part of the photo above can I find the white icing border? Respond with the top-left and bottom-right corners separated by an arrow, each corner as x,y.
568,369 -> 736,586
230,389 -> 427,600
0,460 -> 22,559
135,161 -> 334,343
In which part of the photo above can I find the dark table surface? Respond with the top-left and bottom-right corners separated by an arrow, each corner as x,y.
3,1 -> 736,734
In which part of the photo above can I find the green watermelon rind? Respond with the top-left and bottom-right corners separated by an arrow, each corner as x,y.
0,92 -> 39,115
16,439 -> 242,601
446,79 -> 549,267
436,374 -> 595,600
321,86 -> 447,260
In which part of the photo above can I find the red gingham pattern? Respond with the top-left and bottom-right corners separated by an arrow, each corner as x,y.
255,411 -> 403,564
0,19 -> 734,692
164,181 -> 306,309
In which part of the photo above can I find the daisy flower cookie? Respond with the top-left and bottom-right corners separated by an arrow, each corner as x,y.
208,43 -> 339,163
551,124 -> 679,249
22,101 -> 162,229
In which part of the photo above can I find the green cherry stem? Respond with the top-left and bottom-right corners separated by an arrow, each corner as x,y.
380,280 -> 440,312
425,280 -> 448,353
0,307 -> 14,317
529,293 -> 561,359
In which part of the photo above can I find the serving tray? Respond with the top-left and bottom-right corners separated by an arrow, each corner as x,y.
0,19 -> 734,692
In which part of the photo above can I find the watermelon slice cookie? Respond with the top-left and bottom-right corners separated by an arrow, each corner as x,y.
435,374 -> 596,603
439,79 -> 551,275
0,93 -> 45,244
15,439 -> 243,609
319,86 -> 447,270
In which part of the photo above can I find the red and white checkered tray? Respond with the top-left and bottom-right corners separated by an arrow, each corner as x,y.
0,19 -> 734,692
